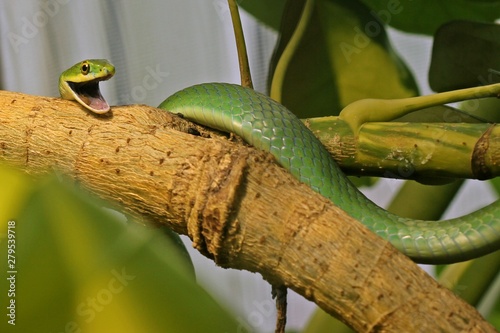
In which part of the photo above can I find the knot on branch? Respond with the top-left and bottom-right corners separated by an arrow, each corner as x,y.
472,124 -> 495,180
187,145 -> 249,263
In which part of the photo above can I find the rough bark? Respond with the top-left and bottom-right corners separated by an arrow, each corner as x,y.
0,90 -> 496,332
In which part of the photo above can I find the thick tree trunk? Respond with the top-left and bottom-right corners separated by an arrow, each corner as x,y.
0,90 -> 496,332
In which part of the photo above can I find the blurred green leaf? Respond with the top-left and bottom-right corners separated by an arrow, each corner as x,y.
459,97 -> 500,126
436,252 -> 500,330
0,169 -> 240,333
0,166 -> 35,224
387,180 -> 464,219
303,307 -> 354,332
348,176 -> 379,188
490,177 -> 500,197
489,289 -> 500,329
429,21 -> 500,92
393,105 -> 492,123
269,0 -> 339,117
358,0 -> 500,35
240,0 -> 500,35
239,0 -> 287,30
437,252 -> 500,307
269,0 -> 418,118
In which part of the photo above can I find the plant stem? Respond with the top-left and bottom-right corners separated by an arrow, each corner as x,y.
228,0 -> 253,89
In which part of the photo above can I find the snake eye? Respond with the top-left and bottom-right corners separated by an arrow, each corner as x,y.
81,62 -> 90,75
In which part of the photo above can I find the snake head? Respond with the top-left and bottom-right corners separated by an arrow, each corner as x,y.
59,59 -> 115,114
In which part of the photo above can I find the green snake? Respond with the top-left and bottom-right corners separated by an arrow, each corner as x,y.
60,59 -> 500,264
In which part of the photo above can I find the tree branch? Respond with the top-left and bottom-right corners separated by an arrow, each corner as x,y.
308,116 -> 500,181
0,90 -> 496,332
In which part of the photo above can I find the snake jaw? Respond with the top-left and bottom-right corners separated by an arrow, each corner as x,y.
67,76 -> 112,114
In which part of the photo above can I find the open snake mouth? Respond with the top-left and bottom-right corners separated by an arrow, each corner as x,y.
68,77 -> 110,113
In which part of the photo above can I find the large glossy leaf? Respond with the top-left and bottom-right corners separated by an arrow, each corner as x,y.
358,0 -> 500,35
241,0 -> 500,36
429,21 -> 500,92
239,0 -> 287,30
269,0 -> 418,118
269,0 -> 341,117
0,168 -> 240,333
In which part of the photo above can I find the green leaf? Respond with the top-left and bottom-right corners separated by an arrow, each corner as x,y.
429,21 -> 500,92
269,0 -> 418,118
0,171 -> 240,332
303,307 -> 354,333
488,289 -> 500,329
490,176 -> 500,197
437,252 -> 500,307
348,176 -> 379,188
358,0 -> 500,35
459,98 -> 500,125
239,0 -> 287,30
393,105 -> 492,123
0,166 -> 35,223
239,0 -> 500,35
387,180 -> 464,219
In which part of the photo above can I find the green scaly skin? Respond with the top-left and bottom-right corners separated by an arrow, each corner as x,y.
159,83 -> 500,264
59,59 -> 115,114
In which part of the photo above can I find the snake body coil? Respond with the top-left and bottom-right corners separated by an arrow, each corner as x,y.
159,83 -> 500,264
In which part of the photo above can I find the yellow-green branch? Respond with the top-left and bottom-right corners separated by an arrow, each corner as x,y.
307,116 -> 499,181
